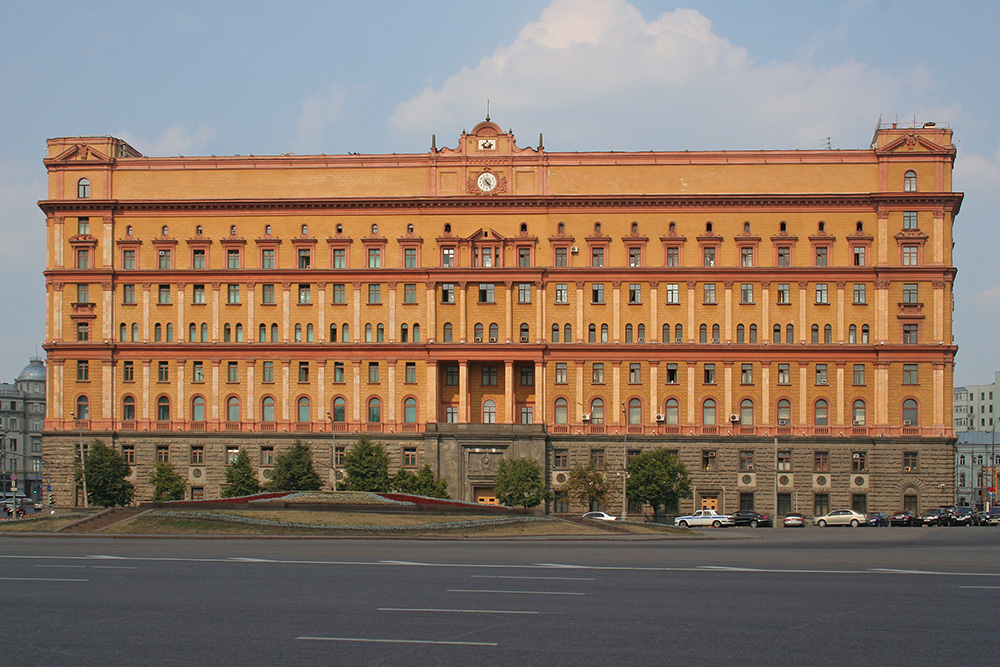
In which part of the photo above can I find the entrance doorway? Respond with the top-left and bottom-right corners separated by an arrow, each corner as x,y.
699,494 -> 719,511
474,487 -> 497,506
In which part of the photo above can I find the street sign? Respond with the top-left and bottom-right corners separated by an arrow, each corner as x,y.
10,474 -> 16,481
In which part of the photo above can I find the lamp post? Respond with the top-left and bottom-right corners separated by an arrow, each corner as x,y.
71,412 -> 88,508
620,401 -> 628,521
990,420 -> 1000,511
326,411 -> 338,492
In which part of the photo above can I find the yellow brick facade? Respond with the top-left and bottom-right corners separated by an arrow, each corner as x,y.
41,120 -> 960,515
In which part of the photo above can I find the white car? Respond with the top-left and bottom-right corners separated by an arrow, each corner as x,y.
813,509 -> 866,527
582,511 -> 619,522
673,509 -> 735,528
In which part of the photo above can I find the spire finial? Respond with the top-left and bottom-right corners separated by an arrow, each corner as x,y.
486,99 -> 490,122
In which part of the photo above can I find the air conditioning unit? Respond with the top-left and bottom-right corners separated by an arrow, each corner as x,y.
570,246 -> 579,253
637,337 -> 645,343
903,420 -> 913,426
158,250 -> 166,256
853,420 -> 864,426
655,414 -> 665,422
520,336 -> 529,343
819,380 -> 828,385
474,336 -> 483,343
581,413 -> 591,422
489,337 -> 497,343
552,471 -> 569,486
778,419 -> 788,426
730,414 -> 740,423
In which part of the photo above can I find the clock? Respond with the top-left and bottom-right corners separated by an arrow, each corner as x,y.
478,139 -> 495,150
477,171 -> 498,192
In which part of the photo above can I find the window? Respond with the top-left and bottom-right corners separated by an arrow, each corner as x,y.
191,361 -> 204,383
904,170 -> 917,192
664,398 -> 679,424
629,363 -> 641,384
704,363 -> 716,384
518,282 -> 532,304
402,283 -> 418,304
262,361 -> 273,383
777,363 -> 790,384
77,178 -> 91,198
227,362 -> 239,383
591,449 -> 606,469
555,363 -> 568,384
902,245 -> 918,266
482,399 -> 497,424
852,400 -> 867,426
297,284 -> 311,304
816,364 -> 828,385
740,246 -> 754,267
553,449 -> 569,469
862,324 -> 870,343
520,365 -> 534,387
157,361 -> 169,382
156,396 -> 170,421
297,397 -> 311,423
157,284 -> 171,304
852,450 -> 868,472
262,249 -> 275,269
366,283 -> 380,305
814,494 -> 830,517
776,399 -> 791,425
481,366 -> 498,386
786,324 -> 794,344
853,364 -> 866,385
740,399 -> 754,425
702,450 -> 717,471
815,283 -> 828,304
741,364 -> 753,384
555,247 -> 568,267
903,211 -> 918,230
368,362 -> 379,383
514,246 -> 531,267
903,324 -> 919,344
903,452 -> 919,472
122,250 -> 135,269
591,363 -> 605,384
776,283 -> 790,305
853,246 -> 866,266
156,249 -> 172,270
852,283 -> 867,305
226,396 -> 240,422
260,446 -> 274,466
739,451 -> 755,472
777,246 -> 790,267
902,399 -> 918,425
903,283 -> 919,304
563,323 -> 572,342
258,283 -> 274,305
702,399 -> 716,424
227,249 -> 240,269
665,283 -> 679,304
554,398 -> 568,424
155,446 -> 170,464
441,247 -> 455,267
76,360 -> 89,381
665,363 -> 678,384
815,246 -> 828,267
703,247 -> 716,267
297,248 -> 311,269
554,283 -> 568,304
591,247 -> 604,267
776,451 -> 792,472
703,283 -> 716,304
328,247 -> 345,269
592,283 -> 604,304
367,247 -> 381,268
741,283 -> 754,304
227,284 -> 240,304
445,406 -> 458,423
440,283 -> 455,303
903,364 -> 918,384
122,361 -> 135,383
478,283 -> 495,303
666,247 -> 679,267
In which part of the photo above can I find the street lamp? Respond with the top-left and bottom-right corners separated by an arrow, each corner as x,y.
326,411 -> 338,492
70,412 -> 88,508
620,402 -> 628,521
989,419 -> 1000,510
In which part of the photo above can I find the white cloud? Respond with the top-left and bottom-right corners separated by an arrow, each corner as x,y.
118,123 -> 215,157
971,284 -> 1000,308
955,142 -> 1000,191
296,83 -> 349,151
389,0 -> 940,151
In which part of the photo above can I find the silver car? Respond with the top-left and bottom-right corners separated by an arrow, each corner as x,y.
813,509 -> 866,527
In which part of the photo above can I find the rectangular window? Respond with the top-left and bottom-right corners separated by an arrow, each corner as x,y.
520,405 -> 533,424
665,283 -> 679,304
703,247 -> 716,267
592,283 -> 604,304
403,448 -> 418,467
902,245 -> 918,266
903,324 -> 919,344
192,249 -> 206,269
158,361 -> 169,382
903,283 -> 919,304
481,366 -> 498,386
298,284 -> 311,304
158,249 -> 172,270
445,366 -> 459,386
903,452 -> 918,472
591,247 -> 604,267
121,445 -> 135,464
628,283 -> 641,304
191,446 -> 204,465
777,246 -> 790,267
226,447 -> 239,464
666,363 -> 678,384
666,247 -> 679,267
76,283 -> 89,304
903,364 -> 918,384
815,247 -> 828,266
228,362 -> 238,383
299,362 -> 309,383
703,283 -> 716,304
853,364 -> 865,385
777,363 -> 790,384
777,451 -> 792,472
776,283 -> 790,305
702,450 -> 717,471
852,451 -> 868,472
404,247 -> 418,268
814,494 -> 830,517
227,249 -> 240,269
260,447 -> 274,466
518,283 -> 532,304
227,284 -> 240,304
815,364 -> 828,385
122,249 -> 136,270
260,284 -> 275,304
554,283 -> 568,304
853,283 -> 866,304
704,363 -> 716,384
123,361 -> 134,382
367,247 -> 381,268
521,365 -> 534,386
814,451 -> 830,472
592,363 -> 604,384
297,248 -> 311,269
332,283 -> 346,304
333,362 -> 344,383
741,363 -> 753,384
853,246 -> 867,266
261,249 -> 275,269
403,283 -> 417,304
75,248 -> 90,269
477,247 -> 493,267
591,449 -> 606,469
192,361 -> 204,382
555,363 -> 568,384
555,247 -> 568,267
122,284 -> 136,304
405,362 -> 416,383
158,285 -> 171,304
191,284 -> 206,304
815,283 -> 828,304
445,406 -> 458,423
332,248 -> 346,268
629,363 -> 641,384
903,211 -> 918,229
741,283 -> 754,304
554,449 -> 569,469
262,361 -> 273,383
628,247 -> 642,267
441,247 -> 455,267
478,283 -> 495,303
368,283 -> 381,304
741,247 -> 754,267
156,446 -> 169,463
368,362 -> 379,383
518,247 -> 531,267
739,450 -> 755,471
77,360 -> 89,381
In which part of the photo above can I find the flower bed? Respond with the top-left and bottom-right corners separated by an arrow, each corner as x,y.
154,510 -> 547,533
277,491 -> 408,506
377,493 -> 490,509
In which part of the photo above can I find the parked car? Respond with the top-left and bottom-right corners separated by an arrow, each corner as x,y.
981,508 -> 1000,526
732,510 -> 773,528
783,512 -> 805,528
951,506 -> 976,526
674,509 -> 735,528
918,508 -> 949,526
889,510 -> 917,527
813,509 -> 866,527
865,512 -> 890,527
582,511 -> 618,522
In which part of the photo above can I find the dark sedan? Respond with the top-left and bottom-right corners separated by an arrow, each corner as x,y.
951,506 -> 976,526
865,512 -> 890,527
731,510 -> 773,528
890,510 -> 917,526
918,509 -> 949,526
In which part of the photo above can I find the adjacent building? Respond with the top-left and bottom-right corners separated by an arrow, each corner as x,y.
41,119 -> 960,515
1,358 -> 46,502
954,371 -> 999,432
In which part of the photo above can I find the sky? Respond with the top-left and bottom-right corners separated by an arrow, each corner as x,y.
1,0 -> 998,386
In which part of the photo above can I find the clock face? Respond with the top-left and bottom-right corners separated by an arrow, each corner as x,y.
478,139 -> 495,150
477,172 -> 498,192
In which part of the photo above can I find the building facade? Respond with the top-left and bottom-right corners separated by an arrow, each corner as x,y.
954,371 -> 999,432
41,120 -> 960,515
1,358 -> 46,502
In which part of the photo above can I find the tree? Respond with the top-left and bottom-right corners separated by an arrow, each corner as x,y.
392,464 -> 450,498
494,457 -> 552,509
265,441 -> 322,491
341,436 -> 391,492
564,463 -> 611,511
149,461 -> 187,501
79,439 -> 134,507
626,448 -> 693,521
222,449 -> 261,497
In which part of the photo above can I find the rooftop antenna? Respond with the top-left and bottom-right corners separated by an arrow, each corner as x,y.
822,137 -> 831,150
486,100 -> 490,122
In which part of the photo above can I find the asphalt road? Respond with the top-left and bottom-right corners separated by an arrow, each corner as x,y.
2,526 -> 999,666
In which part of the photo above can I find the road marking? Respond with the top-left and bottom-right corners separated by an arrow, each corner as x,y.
960,585 -> 1000,589
90,566 -> 139,570
871,568 -> 1000,577
35,565 -> 87,569
297,637 -> 497,646
448,589 -> 584,595
378,607 -> 540,614
471,575 -> 595,581
0,576 -> 89,582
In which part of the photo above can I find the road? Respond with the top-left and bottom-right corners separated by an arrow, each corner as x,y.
2,527 -> 998,666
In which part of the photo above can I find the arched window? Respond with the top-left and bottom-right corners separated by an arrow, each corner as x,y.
77,178 -> 91,198
377,323 -> 384,342
301,223 -> 309,235
226,396 -> 240,422
224,323 -> 232,342
749,324 -> 757,343
408,223 -> 415,234
341,323 -> 349,342
675,324 -> 683,343
902,399 -> 918,425
702,398 -> 716,425
401,323 -> 409,342
444,223 -> 451,233
270,323 -> 278,342
904,170 -> 917,192
706,222 -> 713,233
814,399 -> 829,426
590,398 -> 605,424
849,324 -> 857,343
960,472 -> 967,487
625,323 -> 633,343
122,396 -> 135,421
161,225 -> 169,237
371,223 -> 378,235
482,399 -> 496,424
818,221 -> 825,232
811,324 -> 819,343
737,324 -> 745,343
852,399 -> 866,425
664,398 -> 679,425
489,323 -> 499,341
743,221 -> 751,234
403,397 -> 417,423
552,324 -> 560,343
120,323 -> 127,342
637,324 -> 645,341
740,399 -> 754,425
777,399 -> 791,424
628,398 -> 641,424
773,324 -> 781,343
474,323 -> 484,341
75,395 -> 90,420
265,224 -> 272,235
132,323 -> 139,341
368,397 -> 381,423
700,324 -> 708,343
331,396 -> 345,422
594,222 -> 601,234
294,324 -> 302,342
712,324 -> 720,342
554,398 -> 568,424
824,324 -> 831,343
365,324 -> 373,342
558,222 -> 565,235
632,221 -> 640,234
201,323 -> 209,342
786,324 -> 794,344
297,396 -> 311,423
261,397 -> 275,422
669,222 -> 676,233
588,324 -> 596,343
329,324 -> 338,342
663,324 -> 670,343
563,323 -> 572,343
600,324 -> 609,343
157,396 -> 170,421
443,322 -> 453,342
861,324 -> 870,343
154,323 -> 163,342
166,323 -> 174,342
520,323 -> 530,341
780,221 -> 787,232
305,324 -> 312,342
191,396 -> 205,422
412,323 -> 420,342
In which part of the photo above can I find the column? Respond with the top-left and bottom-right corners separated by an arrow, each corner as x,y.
723,281 -> 733,343
459,281 -> 468,342
686,361 -> 696,424
575,282 -> 585,343
797,281 -> 808,343
760,281 -> 770,340
799,362 -> 809,426
575,360 -> 585,423
177,282 -> 186,344
933,280 -> 946,342
723,361 -> 733,421
933,209 -> 945,264
352,282 -> 362,342
877,208 -> 889,265
142,361 -> 151,422
504,360 -> 514,423
176,360 -> 186,421
536,282 -> 545,343
504,281 -> 513,343
426,360 -> 439,423
387,360 -> 397,423
458,361 -> 469,423
649,282 -> 659,342
281,360 -> 291,422
835,362 -> 845,426
875,360 -> 889,428
612,281 -> 621,343
760,362 -> 771,426
102,360 -> 112,424
142,283 -> 151,341
210,359 -> 221,422
317,360 -> 327,421
836,281 -> 846,342
246,361 -> 256,422
388,282 -> 397,343
212,282 -> 221,342
933,362 -> 946,431
351,360 -> 361,422
612,361 -> 622,423
316,282 -> 325,342
686,281 -> 696,342
875,280 -> 890,343
425,282 -> 437,342
534,361 -> 545,423
649,361 -> 659,419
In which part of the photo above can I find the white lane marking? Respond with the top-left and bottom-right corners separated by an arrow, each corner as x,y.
0,576 -> 89,582
471,575 -> 595,581
297,636 -> 496,646
378,607 -> 540,614
230,557 -> 277,562
90,566 -> 139,570
448,589 -> 584,596
870,568 -> 1000,577
960,585 -> 1000,589
35,565 -> 88,569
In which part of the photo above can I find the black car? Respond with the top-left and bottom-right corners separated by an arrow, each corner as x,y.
731,510 -> 773,528
982,508 -> 1000,526
889,510 -> 917,526
865,512 -> 890,527
918,509 -> 949,526
950,506 -> 976,526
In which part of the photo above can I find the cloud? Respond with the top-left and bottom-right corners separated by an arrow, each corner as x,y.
955,142 -> 1000,191
296,83 -> 349,151
389,0 -> 940,151
117,123 -> 215,157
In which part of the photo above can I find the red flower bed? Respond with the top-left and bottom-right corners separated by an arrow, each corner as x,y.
378,493 -> 482,508
167,492 -> 292,505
